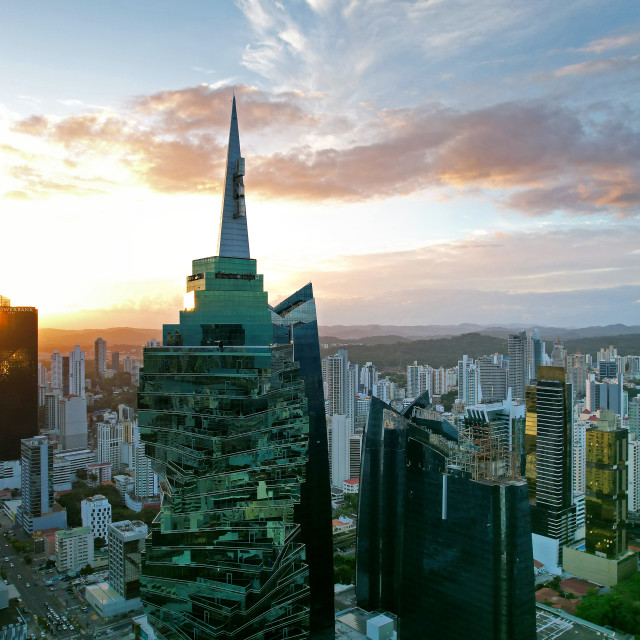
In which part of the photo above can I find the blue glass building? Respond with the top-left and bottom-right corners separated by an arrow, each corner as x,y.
138,98 -> 333,640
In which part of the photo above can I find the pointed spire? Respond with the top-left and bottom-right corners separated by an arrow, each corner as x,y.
217,95 -> 250,258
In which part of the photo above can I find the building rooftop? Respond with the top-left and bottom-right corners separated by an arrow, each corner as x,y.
344,479 -> 359,485
83,494 -> 109,503
559,578 -> 601,597
56,526 -> 91,539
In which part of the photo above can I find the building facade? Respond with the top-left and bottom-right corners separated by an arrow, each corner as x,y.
81,494 -> 112,544
108,520 -> 148,601
138,98 -> 333,640
95,338 -> 107,376
0,297 -> 38,461
55,526 -> 93,573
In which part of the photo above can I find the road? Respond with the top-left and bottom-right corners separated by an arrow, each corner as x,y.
0,519 -> 91,640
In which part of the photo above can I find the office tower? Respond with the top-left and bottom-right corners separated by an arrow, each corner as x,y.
112,351 -> 120,372
59,395 -> 88,450
108,520 -> 148,601
477,355 -> 508,403
95,337 -> 107,376
573,413 -> 588,495
81,494 -> 112,543
45,392 -> 62,431
51,350 -> 64,391
528,329 -> 544,382
349,434 -> 362,480
457,355 -> 479,406
525,367 -> 576,559
19,435 -> 67,534
69,345 -> 85,398
0,297 -> 38,461
586,374 -> 624,415
328,414 -> 351,487
138,98 -> 333,640
599,360 -> 617,379
585,417 -> 627,557
356,394 -> 535,639
564,413 -> 635,585
55,527 -> 93,573
508,331 -> 527,402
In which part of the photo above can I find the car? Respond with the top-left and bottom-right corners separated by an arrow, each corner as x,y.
26,582 -> 30,587
10,563 -> 14,567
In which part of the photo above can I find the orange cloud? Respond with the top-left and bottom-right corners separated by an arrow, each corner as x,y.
8,86 -> 640,217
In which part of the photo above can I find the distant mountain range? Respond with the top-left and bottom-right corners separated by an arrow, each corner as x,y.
39,327 -> 163,353
318,323 -> 640,342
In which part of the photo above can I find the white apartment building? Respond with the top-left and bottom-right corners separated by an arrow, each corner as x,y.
98,421 -> 124,469
81,494 -> 112,543
69,345 -> 86,398
134,445 -> 158,500
55,526 -> 94,573
629,439 -> 640,513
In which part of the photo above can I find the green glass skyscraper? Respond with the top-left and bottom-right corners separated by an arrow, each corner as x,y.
138,98 -> 333,640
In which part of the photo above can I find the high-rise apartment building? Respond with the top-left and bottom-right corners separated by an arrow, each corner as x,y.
0,297 -> 38,461
323,349 -> 356,427
328,414 -> 351,487
356,394 -> 535,639
525,367 -> 576,560
360,362 -> 377,396
19,436 -> 67,534
628,439 -> 640,513
95,337 -> 107,376
137,98 -> 333,640
508,331 -> 527,402
69,345 -> 85,398
51,349 -> 64,391
527,329 -> 544,383
97,421 -> 123,469
630,397 -> 640,440
457,355 -> 479,406
111,351 -> 120,372
59,395 -> 88,450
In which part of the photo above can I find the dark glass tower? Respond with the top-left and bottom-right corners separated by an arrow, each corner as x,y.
138,98 -> 333,640
0,297 -> 38,461
525,366 -> 576,550
356,394 -> 536,640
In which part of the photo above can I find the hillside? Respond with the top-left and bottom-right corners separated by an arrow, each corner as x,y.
320,332 -> 640,371
39,327 -> 163,353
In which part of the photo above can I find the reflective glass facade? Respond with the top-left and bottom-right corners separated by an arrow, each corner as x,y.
139,257 -> 312,640
585,427 -> 628,558
0,303 -> 38,461
525,367 -> 576,546
356,395 -> 536,640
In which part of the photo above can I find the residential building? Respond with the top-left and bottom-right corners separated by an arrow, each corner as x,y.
343,478 -> 359,494
360,362 -> 377,396
111,351 -> 120,372
69,345 -> 85,398
457,355 -> 479,406
328,414 -> 351,487
97,421 -> 124,469
19,436 -> 67,534
550,341 -> 567,369
51,350 -> 64,392
527,329 -> 544,384
95,338 -> 107,376
628,439 -> 640,513
630,397 -> 640,440
55,526 -> 93,573
137,99 -> 333,639
81,494 -> 112,543
508,331 -> 527,402
349,434 -> 362,480
0,297 -> 38,461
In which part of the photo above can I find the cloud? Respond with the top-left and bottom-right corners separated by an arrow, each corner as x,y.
7,85 -> 640,217
575,32 -> 640,54
545,54 -> 640,78
300,225 -> 640,325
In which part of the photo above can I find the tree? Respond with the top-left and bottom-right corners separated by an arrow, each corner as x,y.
76,469 -> 88,481
89,473 -> 98,484
45,559 -> 56,570
79,564 -> 94,576
23,555 -> 33,565
94,537 -> 106,551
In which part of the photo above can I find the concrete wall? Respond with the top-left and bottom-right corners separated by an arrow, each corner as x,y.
563,547 -> 638,587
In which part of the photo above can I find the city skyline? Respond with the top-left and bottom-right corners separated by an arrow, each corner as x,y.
1,1 -> 639,328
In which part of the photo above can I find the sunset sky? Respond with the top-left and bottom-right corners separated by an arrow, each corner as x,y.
1,1 -> 639,329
